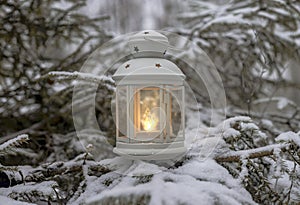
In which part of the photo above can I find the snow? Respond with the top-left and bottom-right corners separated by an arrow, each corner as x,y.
67,166 -> 108,205
276,131 -> 300,147
221,143 -> 287,159
238,156 -> 249,183
261,119 -> 274,128
2,181 -> 57,195
19,104 -> 41,115
46,71 -> 115,91
222,128 -> 240,138
253,97 -> 296,110
231,7 -> 258,15
186,115 -> 273,160
240,122 -> 259,131
84,114 -> 263,205
52,83 -> 67,92
268,160 -> 300,200
0,195 -> 35,205
273,147 -> 282,178
276,97 -> 290,110
0,181 -> 58,202
271,7 -> 290,16
48,71 -> 114,84
213,116 -> 252,135
0,134 -> 29,152
175,159 -> 242,189
86,158 -> 256,205
127,161 -> 165,176
258,11 -> 277,21
1,112 -> 298,204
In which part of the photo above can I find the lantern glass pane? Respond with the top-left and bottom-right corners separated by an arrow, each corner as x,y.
116,86 -> 127,139
116,85 -> 184,143
168,86 -> 184,140
130,85 -> 184,143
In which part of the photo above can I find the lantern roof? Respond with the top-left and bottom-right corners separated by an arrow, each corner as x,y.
128,30 -> 168,58
113,58 -> 185,85
112,30 -> 185,85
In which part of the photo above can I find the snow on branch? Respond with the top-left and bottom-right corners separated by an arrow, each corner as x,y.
215,143 -> 289,163
276,131 -> 300,147
0,134 -> 29,154
214,119 -> 299,163
39,71 -> 116,91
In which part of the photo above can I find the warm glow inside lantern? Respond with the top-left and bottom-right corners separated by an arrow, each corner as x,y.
112,30 -> 186,160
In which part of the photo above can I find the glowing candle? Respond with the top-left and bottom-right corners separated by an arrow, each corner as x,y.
141,107 -> 159,131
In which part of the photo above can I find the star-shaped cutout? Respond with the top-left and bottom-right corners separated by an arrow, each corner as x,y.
134,46 -> 139,52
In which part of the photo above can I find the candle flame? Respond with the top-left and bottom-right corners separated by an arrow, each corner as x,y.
141,107 -> 158,131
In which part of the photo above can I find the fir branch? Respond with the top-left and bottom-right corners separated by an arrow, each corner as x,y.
0,134 -> 29,155
215,143 -> 290,163
38,71 -> 115,91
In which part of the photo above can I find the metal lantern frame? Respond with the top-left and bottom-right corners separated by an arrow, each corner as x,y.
112,31 -> 186,160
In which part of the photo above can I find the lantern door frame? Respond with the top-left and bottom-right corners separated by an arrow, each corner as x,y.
116,84 -> 185,144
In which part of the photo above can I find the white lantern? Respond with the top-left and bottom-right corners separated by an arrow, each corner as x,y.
112,30 -> 186,160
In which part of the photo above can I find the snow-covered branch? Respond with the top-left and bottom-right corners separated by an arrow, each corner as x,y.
0,134 -> 29,154
215,143 -> 289,163
39,71 -> 116,91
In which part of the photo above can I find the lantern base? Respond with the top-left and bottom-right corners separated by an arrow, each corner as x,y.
113,145 -> 187,160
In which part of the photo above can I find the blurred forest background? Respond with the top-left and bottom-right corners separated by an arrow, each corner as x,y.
0,0 -> 300,204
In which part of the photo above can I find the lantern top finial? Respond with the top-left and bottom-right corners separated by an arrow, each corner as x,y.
128,30 -> 169,58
